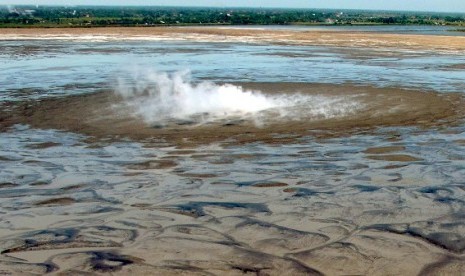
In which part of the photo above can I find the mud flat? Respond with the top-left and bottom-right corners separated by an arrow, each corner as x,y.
2,28 -> 465,275
1,82 -> 462,147
1,120 -> 465,274
2,27 -> 465,53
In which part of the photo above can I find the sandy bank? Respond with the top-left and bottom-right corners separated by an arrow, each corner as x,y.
1,27 -> 465,52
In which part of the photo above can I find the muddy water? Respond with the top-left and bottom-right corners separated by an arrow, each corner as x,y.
1,38 -> 465,102
1,31 -> 465,274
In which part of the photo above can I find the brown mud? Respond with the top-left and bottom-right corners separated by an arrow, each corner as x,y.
2,27 -> 465,52
1,82 -> 463,147
2,28 -> 465,275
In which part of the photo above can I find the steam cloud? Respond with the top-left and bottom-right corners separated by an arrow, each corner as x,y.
115,68 -> 362,126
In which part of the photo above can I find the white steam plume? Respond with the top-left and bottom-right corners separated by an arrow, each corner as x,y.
115,68 -> 362,126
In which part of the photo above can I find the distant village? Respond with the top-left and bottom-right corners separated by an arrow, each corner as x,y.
1,5 -> 464,27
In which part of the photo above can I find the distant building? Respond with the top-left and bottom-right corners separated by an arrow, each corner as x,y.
24,10 -> 36,16
325,18 -> 335,24
7,6 -> 36,16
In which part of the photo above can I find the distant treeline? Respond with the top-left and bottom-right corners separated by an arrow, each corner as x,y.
1,6 -> 464,27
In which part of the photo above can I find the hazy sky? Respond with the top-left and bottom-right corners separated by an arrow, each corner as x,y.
2,0 -> 465,13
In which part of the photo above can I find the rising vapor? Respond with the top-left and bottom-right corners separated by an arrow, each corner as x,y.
115,68 -> 362,126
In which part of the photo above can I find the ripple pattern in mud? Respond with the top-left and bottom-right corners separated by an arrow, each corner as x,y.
1,125 -> 465,274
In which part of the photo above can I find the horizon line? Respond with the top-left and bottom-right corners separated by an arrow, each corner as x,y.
2,4 -> 465,14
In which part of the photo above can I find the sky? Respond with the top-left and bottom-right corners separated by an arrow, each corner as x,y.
1,0 -> 465,13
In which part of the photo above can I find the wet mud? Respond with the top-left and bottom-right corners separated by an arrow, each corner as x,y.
2,27 -> 465,53
1,28 -> 465,275
0,123 -> 465,274
1,82 -> 463,147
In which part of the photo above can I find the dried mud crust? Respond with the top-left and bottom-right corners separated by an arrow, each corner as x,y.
1,82 -> 463,147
